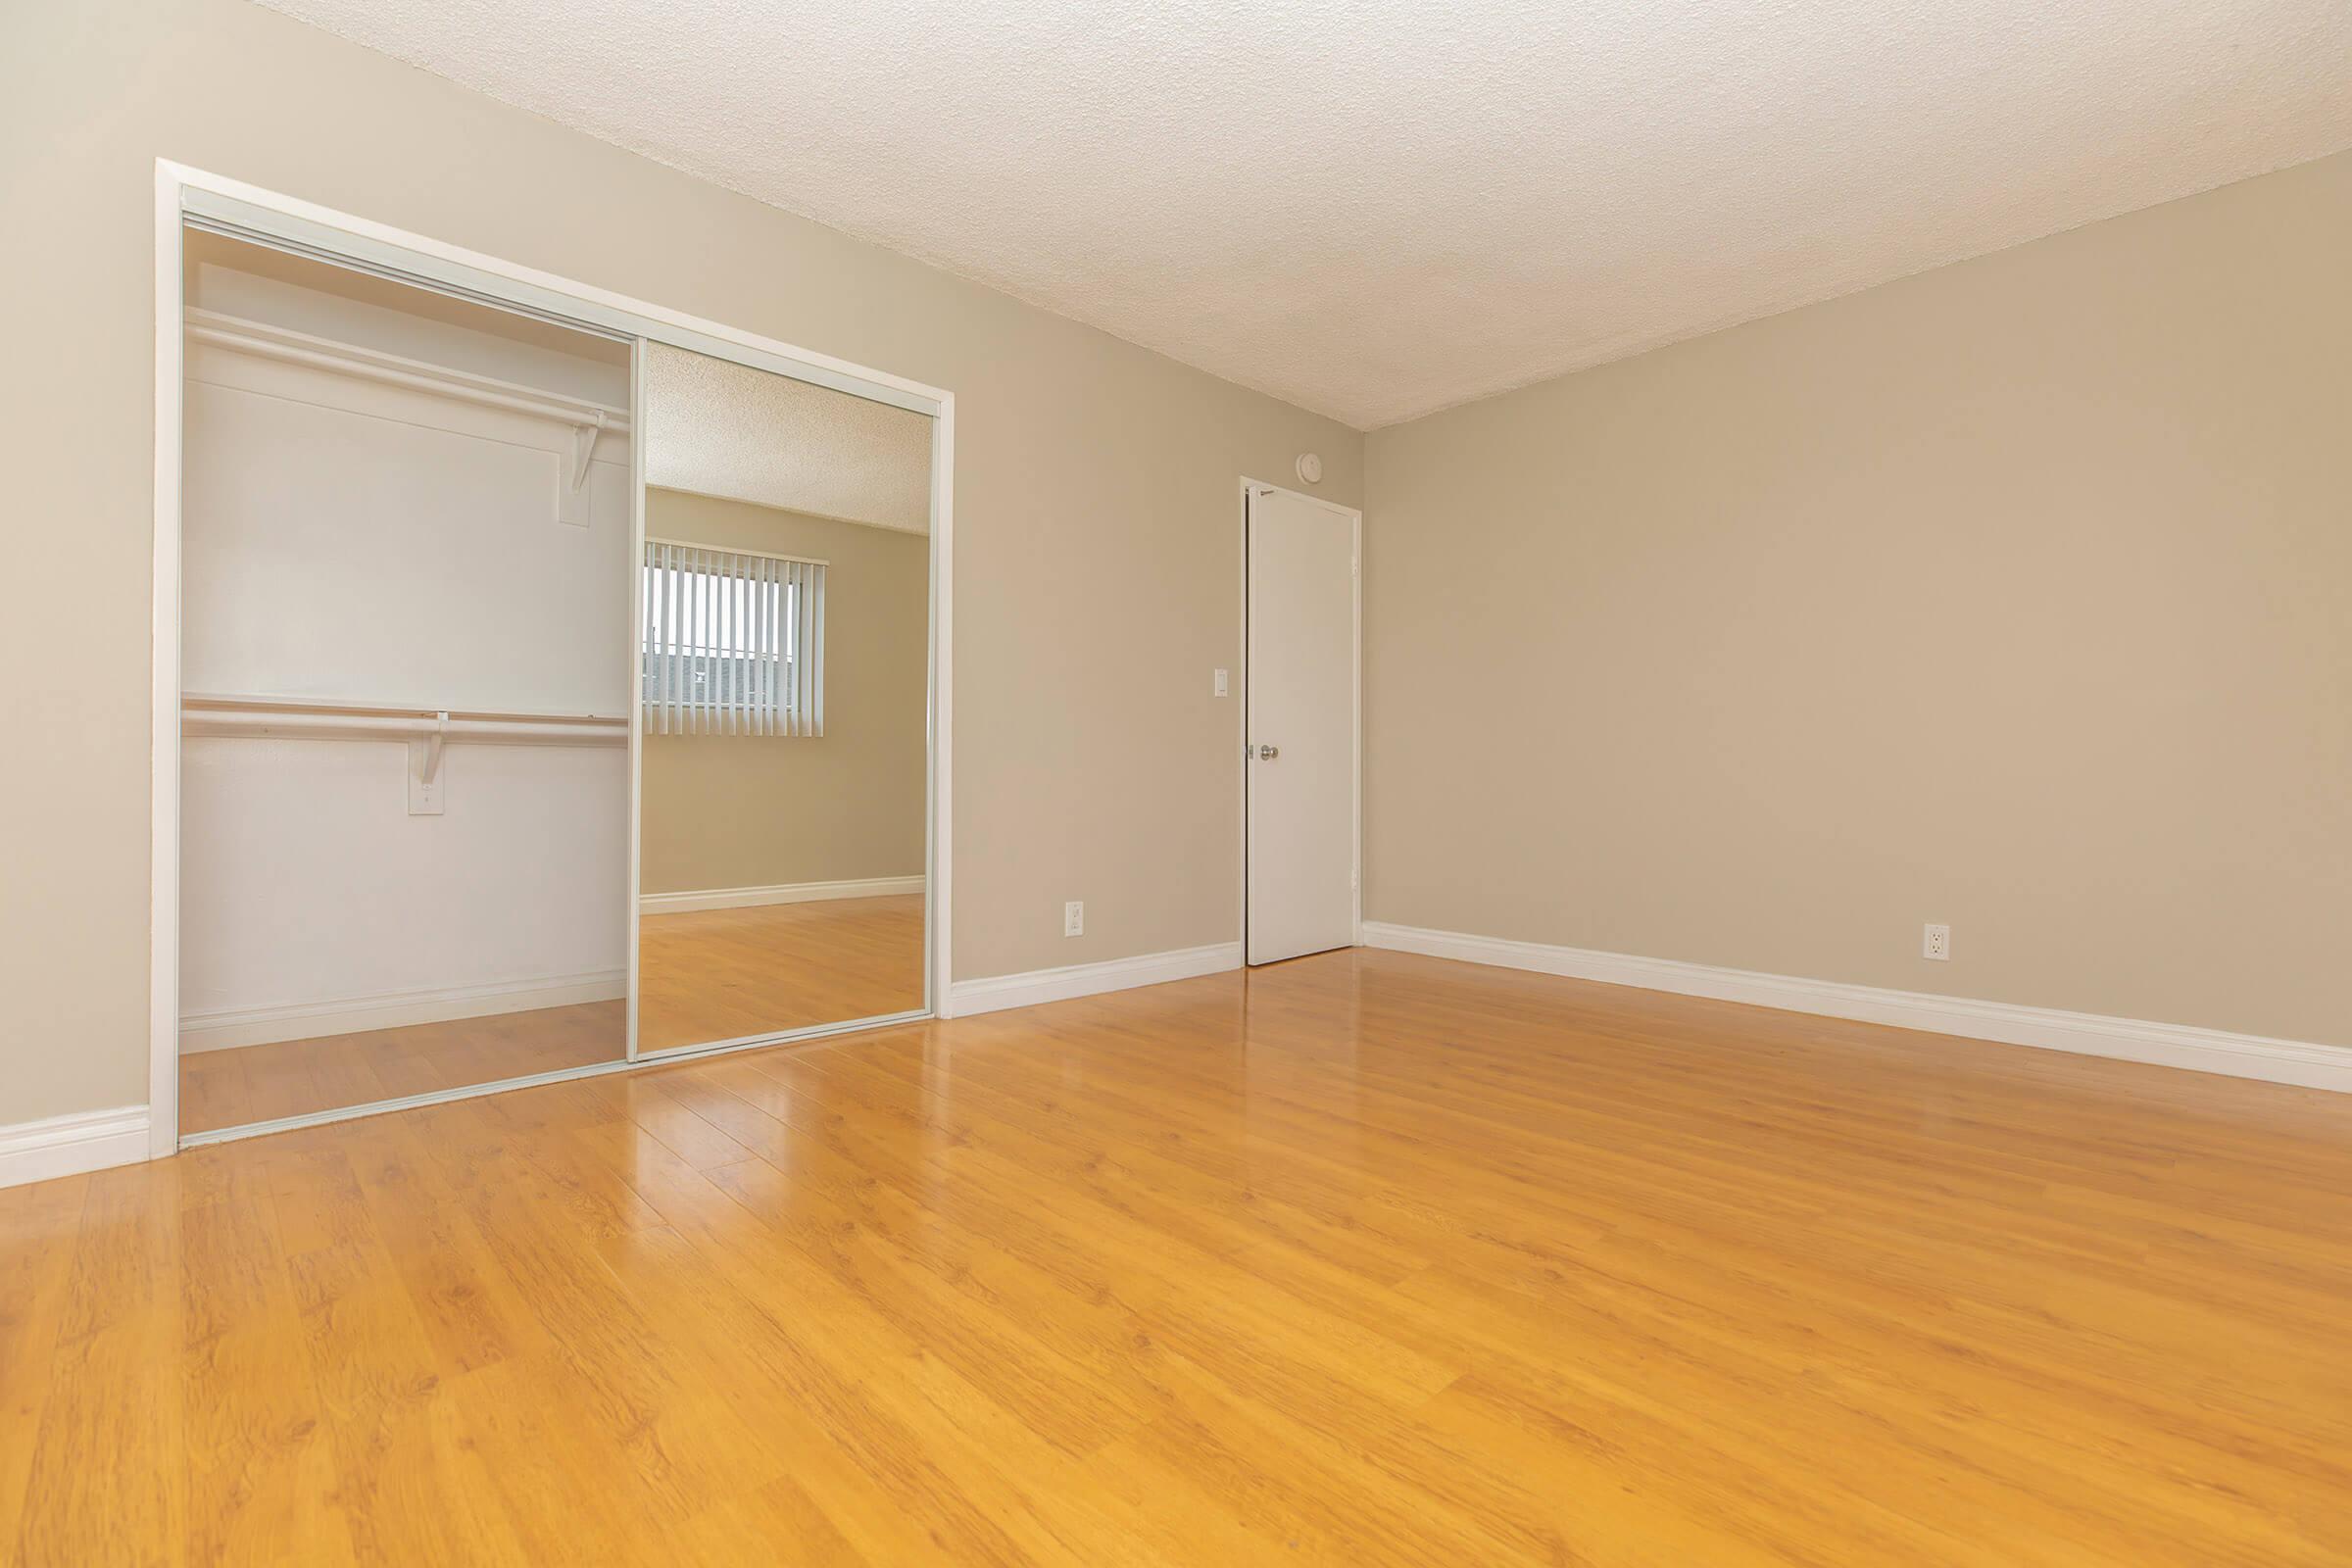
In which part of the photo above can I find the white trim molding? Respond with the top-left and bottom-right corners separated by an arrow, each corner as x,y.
948,942 -> 1243,1017
179,969 -> 627,1054
0,1106 -> 152,1190
1361,922 -> 2352,1094
639,876 -> 926,915
151,166 -> 184,1156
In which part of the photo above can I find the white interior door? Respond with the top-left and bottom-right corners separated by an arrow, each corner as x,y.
1247,484 -> 1358,965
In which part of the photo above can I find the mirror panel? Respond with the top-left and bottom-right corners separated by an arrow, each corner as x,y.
635,342 -> 932,1053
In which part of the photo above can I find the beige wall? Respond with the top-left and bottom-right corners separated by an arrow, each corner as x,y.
1364,150 -> 2352,1047
640,493 -> 928,894
0,0 -> 1360,1126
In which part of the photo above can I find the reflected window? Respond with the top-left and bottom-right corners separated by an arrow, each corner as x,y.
640,541 -> 825,735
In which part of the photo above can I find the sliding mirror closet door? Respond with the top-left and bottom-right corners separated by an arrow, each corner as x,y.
635,342 -> 933,1053
176,227 -> 634,1137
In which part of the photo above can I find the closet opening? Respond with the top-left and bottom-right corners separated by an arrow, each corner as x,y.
174,228 -> 637,1138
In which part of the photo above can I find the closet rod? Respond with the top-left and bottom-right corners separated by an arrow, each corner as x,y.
182,706 -> 624,746
184,691 -> 625,722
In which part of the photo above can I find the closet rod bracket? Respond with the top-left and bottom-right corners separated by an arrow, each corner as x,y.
407,712 -> 449,816
559,414 -> 606,527
568,413 -> 607,492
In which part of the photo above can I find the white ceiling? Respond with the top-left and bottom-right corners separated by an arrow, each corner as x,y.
258,0 -> 2352,429
643,342 -> 932,533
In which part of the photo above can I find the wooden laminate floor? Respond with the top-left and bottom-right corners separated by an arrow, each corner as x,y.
20,949 -> 2352,1564
178,898 -> 926,1134
178,1001 -> 626,1136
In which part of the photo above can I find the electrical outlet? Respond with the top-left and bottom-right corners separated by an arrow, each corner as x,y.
1064,901 -> 1084,938
1922,923 -> 1950,961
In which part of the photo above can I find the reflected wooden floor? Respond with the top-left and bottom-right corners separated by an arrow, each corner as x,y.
20,949 -> 2352,1563
178,1000 -> 624,1135
178,897 -> 925,1133
638,894 -> 925,1052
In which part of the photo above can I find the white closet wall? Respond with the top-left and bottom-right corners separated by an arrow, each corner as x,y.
178,266 -> 632,1051
180,740 -> 627,1048
180,372 -> 630,712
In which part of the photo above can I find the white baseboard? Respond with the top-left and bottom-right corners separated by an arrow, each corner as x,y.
640,876 -> 926,915
0,1105 -> 151,1190
1360,922 -> 2352,1095
179,968 -> 628,1054
948,942 -> 1243,1017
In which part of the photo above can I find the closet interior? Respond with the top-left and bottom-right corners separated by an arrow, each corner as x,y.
173,221 -> 937,1141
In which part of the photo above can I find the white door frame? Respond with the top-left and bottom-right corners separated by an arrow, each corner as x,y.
1236,477 -> 1361,964
151,160 -> 956,1155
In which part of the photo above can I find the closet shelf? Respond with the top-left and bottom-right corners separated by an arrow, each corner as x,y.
185,309 -> 631,434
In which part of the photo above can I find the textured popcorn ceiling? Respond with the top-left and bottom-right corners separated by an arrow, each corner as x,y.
257,0 -> 2352,429
643,343 -> 932,533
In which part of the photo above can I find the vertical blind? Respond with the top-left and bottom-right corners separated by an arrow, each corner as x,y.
641,541 -> 825,736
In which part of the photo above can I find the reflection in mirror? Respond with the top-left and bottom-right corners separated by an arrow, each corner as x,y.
636,343 -> 932,1053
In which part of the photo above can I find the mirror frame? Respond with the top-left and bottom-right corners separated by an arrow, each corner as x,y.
629,341 -> 943,1059
153,161 -> 954,1150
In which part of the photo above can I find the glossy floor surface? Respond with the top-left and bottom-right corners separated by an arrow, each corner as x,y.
639,894 -> 926,1052
17,950 -> 2352,1564
178,1001 -> 624,1136
178,897 -> 926,1134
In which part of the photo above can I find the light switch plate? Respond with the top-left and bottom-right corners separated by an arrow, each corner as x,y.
1213,668 -> 1229,698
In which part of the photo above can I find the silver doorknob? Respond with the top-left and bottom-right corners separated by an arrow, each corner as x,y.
1255,744 -> 1280,760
